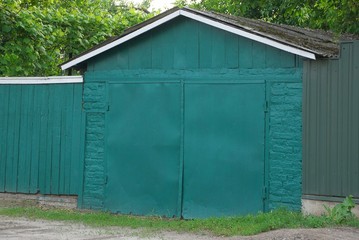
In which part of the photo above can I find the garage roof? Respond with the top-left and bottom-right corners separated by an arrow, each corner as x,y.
61,7 -> 358,70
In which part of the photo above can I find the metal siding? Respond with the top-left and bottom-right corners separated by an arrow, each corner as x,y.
352,41 -> 359,197
340,45 -> 349,196
318,61 -> 328,195
303,41 -> 359,198
345,41 -> 359,197
0,83 -> 85,195
328,60 -> 340,196
302,60 -> 309,194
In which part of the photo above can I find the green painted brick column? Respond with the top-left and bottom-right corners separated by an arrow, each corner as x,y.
81,81 -> 107,209
268,82 -> 302,211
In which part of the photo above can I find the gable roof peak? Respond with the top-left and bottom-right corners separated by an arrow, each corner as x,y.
61,7 -> 357,70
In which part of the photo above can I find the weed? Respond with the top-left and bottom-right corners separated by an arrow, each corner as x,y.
323,195 -> 356,223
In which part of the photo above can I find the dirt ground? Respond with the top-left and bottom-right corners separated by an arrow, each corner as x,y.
1,215 -> 359,240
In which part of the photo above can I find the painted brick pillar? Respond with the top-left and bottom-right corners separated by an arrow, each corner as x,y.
82,82 -> 107,209
268,82 -> 302,210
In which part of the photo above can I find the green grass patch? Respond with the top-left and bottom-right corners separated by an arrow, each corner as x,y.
0,207 -> 358,236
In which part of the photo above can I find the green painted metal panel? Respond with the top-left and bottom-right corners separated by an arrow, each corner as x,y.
182,83 -> 265,218
303,41 -> 359,199
105,83 -> 181,217
0,83 -> 85,196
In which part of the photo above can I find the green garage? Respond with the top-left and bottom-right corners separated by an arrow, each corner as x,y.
60,7 -> 334,218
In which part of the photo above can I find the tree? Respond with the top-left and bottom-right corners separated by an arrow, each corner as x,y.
0,0 -> 155,76
175,0 -> 359,34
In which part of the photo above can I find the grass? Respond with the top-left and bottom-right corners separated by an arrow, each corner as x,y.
0,207 -> 358,236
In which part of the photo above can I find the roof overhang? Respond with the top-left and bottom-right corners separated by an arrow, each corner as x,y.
61,9 -> 316,70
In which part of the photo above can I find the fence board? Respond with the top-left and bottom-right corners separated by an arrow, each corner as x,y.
0,86 -> 9,191
70,85 -> 84,194
30,85 -> 40,193
38,85 -> 48,193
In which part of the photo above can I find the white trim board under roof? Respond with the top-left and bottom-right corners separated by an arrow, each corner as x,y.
61,7 -> 320,70
0,76 -> 83,84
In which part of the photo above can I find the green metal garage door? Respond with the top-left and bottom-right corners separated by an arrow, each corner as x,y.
105,81 -> 265,218
182,83 -> 265,218
105,83 -> 182,217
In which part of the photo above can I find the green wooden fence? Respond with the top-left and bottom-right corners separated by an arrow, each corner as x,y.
0,77 -> 85,195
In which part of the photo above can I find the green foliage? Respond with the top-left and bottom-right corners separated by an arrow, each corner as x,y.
1,0 -> 357,76
175,0 -> 359,34
1,207 -> 359,236
324,195 -> 356,223
0,0 -> 155,76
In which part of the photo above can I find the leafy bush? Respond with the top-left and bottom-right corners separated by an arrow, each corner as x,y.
0,0 -> 155,76
324,195 -> 356,223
